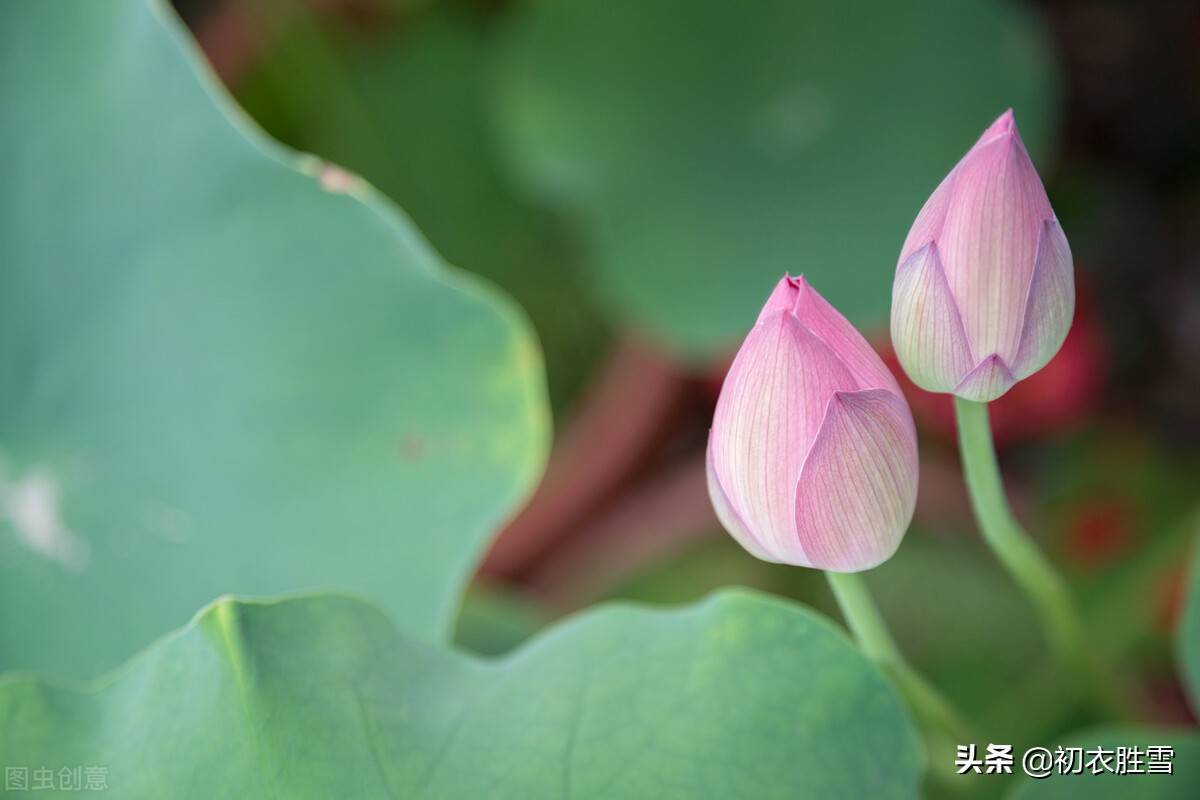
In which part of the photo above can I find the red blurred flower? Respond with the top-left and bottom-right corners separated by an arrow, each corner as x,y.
1061,495 -> 1138,569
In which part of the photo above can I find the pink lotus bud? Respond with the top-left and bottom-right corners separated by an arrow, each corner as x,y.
706,275 -> 919,572
891,109 -> 1074,402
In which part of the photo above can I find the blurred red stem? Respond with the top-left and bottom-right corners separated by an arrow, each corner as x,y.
481,338 -> 689,579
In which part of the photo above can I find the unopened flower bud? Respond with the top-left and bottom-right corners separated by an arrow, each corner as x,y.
707,276 -> 918,571
891,109 -> 1074,402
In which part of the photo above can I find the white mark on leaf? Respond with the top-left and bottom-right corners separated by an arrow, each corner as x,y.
0,468 -> 90,572
318,162 -> 361,194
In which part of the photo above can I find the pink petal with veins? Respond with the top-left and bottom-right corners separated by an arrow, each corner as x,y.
705,437 -> 780,563
891,243 -> 976,392
1011,219 -> 1075,379
952,354 -> 1017,402
708,311 -> 859,559
936,112 -> 1052,363
793,390 -> 919,571
792,275 -> 903,394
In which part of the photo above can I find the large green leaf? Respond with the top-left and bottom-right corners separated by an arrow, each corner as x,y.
233,4 -> 610,414
492,0 -> 1058,358
0,0 -> 548,680
0,590 -> 922,798
1010,727 -> 1200,799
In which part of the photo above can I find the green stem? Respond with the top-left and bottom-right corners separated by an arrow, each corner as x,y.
954,397 -> 1135,725
953,397 -> 1083,662
825,571 -> 976,747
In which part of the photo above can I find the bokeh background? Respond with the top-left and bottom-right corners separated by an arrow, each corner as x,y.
174,0 -> 1200,774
